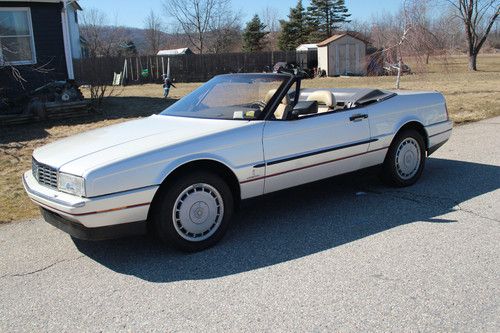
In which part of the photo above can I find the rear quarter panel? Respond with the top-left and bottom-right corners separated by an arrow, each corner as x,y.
367,91 -> 448,151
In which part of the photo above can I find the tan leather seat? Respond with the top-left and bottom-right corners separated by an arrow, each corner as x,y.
264,89 -> 291,120
306,90 -> 336,113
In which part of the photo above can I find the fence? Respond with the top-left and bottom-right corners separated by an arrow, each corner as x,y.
73,51 -> 299,85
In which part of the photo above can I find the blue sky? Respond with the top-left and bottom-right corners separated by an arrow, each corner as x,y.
79,0 -> 403,29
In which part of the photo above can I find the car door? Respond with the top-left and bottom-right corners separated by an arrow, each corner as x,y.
262,109 -> 371,194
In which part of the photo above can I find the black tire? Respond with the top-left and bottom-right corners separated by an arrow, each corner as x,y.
151,171 -> 234,252
380,129 -> 426,187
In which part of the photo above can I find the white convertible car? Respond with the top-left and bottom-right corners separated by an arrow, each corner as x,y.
23,73 -> 452,251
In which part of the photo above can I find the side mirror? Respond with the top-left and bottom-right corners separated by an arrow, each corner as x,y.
289,101 -> 318,119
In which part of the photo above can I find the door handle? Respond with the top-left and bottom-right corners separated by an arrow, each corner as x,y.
349,113 -> 368,121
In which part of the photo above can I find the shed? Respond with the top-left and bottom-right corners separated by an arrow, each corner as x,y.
296,44 -> 318,70
317,33 -> 368,76
296,44 -> 318,52
156,48 -> 193,56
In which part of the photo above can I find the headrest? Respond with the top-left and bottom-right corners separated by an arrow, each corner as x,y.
306,90 -> 336,109
264,89 -> 290,105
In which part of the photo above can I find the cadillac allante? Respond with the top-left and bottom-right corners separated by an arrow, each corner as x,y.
23,73 -> 452,251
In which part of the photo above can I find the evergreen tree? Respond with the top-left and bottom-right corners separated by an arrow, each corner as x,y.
306,0 -> 351,42
278,0 -> 308,51
118,40 -> 137,57
242,15 -> 269,52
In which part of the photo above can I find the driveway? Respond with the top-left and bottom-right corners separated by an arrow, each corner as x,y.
1,117 -> 499,332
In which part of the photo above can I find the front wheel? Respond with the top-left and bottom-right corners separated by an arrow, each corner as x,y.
152,171 -> 234,252
380,129 -> 426,187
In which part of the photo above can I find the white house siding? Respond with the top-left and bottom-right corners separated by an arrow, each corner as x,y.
67,4 -> 82,59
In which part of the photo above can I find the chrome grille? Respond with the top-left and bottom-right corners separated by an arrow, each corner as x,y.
32,158 -> 58,189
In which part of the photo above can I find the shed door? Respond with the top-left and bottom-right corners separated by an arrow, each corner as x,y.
349,44 -> 356,74
338,43 -> 359,75
335,45 -> 339,75
339,44 -> 346,75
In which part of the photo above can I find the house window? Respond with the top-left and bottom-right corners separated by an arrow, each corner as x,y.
0,8 -> 36,65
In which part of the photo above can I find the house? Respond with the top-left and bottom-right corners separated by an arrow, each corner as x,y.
0,0 -> 83,96
317,32 -> 368,76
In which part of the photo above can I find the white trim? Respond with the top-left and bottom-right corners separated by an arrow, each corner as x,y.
0,7 -> 37,66
60,1 -> 74,79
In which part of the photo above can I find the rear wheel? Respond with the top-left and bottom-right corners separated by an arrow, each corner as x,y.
380,129 -> 426,187
152,171 -> 234,252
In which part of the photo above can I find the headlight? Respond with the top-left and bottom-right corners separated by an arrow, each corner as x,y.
57,172 -> 85,196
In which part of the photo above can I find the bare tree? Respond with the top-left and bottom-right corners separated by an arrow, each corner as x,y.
163,0 -> 221,54
79,8 -> 126,107
345,19 -> 372,40
144,10 -> 164,55
80,8 -> 128,57
402,0 -> 449,64
261,6 -> 281,32
206,4 -> 241,53
370,1 -> 421,88
433,7 -> 466,53
446,0 -> 499,70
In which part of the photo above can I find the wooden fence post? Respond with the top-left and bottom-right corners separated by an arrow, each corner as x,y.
135,57 -> 139,82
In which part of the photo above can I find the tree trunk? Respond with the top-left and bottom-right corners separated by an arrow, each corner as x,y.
468,53 -> 477,71
396,58 -> 402,90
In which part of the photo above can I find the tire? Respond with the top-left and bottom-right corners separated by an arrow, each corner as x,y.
152,171 -> 234,252
380,129 -> 426,187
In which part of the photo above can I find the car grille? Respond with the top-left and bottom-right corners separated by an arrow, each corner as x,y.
32,158 -> 58,189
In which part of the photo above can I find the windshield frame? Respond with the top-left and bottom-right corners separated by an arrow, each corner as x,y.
160,73 -> 294,121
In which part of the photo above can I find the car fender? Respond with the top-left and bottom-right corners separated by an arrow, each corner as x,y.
392,115 -> 426,137
154,153 -> 237,186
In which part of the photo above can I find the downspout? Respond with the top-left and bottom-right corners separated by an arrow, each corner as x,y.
61,0 -> 74,79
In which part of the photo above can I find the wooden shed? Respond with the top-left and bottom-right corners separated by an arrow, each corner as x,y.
317,33 -> 368,76
295,44 -> 318,70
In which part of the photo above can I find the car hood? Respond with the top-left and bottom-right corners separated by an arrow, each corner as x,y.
33,115 -> 250,171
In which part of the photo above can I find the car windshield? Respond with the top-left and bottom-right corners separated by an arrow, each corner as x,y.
160,74 -> 289,120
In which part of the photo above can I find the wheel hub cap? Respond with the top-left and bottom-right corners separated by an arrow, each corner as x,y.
189,201 -> 209,224
395,138 -> 421,180
173,183 -> 224,242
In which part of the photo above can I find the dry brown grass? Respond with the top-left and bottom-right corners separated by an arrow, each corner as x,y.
0,54 -> 499,223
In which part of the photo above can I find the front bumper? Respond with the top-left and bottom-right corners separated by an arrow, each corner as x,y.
40,208 -> 147,240
23,171 -> 158,229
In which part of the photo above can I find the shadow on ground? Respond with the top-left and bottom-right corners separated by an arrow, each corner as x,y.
0,96 -> 175,144
74,157 -> 499,282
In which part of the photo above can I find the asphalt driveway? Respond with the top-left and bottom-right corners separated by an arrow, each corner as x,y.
1,117 -> 499,332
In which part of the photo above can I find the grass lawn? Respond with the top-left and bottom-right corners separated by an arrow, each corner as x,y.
0,54 -> 499,223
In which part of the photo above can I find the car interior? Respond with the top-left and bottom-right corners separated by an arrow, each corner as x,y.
268,87 -> 395,120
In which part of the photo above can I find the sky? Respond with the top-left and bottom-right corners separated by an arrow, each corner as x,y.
79,0 -> 403,29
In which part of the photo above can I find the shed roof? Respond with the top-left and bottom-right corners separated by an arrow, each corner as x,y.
296,44 -> 318,51
317,32 -> 369,47
156,48 -> 192,56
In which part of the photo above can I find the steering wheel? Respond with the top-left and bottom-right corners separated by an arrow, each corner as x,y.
249,101 -> 266,111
